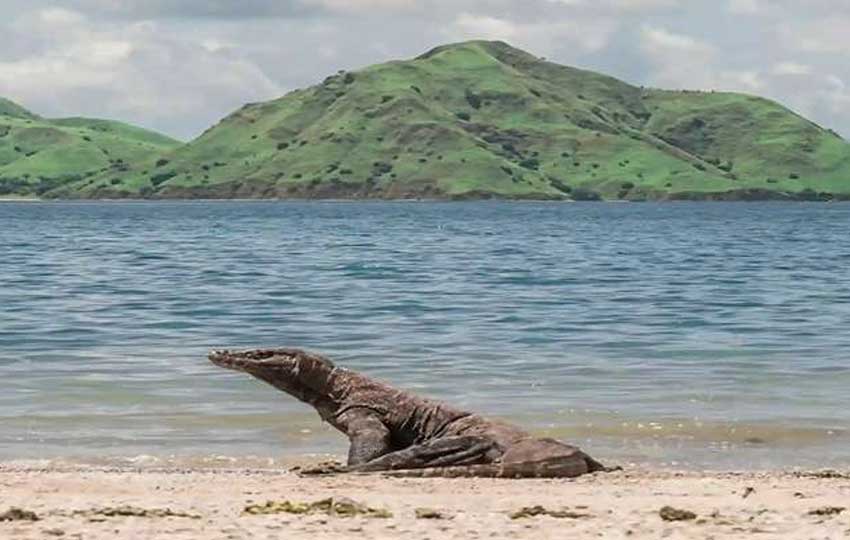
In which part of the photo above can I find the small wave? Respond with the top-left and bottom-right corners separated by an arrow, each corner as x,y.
533,414 -> 848,447
1,453 -> 339,472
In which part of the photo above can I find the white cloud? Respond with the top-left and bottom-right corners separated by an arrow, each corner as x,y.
450,13 -> 617,55
0,9 -> 281,139
57,0 -> 318,19
547,0 -> 678,10
804,75 -> 850,129
37,7 -> 86,25
639,26 -> 765,94
641,26 -> 713,55
310,0 -> 415,10
200,39 -> 233,53
787,18 -> 850,54
639,26 -> 714,88
722,70 -> 763,91
827,75 -> 846,92
773,62 -> 811,76
726,0 -> 762,14
454,14 -> 520,41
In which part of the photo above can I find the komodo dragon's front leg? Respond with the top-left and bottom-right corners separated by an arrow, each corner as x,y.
338,411 -> 393,466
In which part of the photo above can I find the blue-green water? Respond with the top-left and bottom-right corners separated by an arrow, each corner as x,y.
2,201 -> 849,470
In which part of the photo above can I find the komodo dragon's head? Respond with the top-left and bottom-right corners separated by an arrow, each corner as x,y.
209,348 -> 337,406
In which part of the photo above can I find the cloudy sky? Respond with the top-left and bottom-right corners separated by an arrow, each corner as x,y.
1,0 -> 848,140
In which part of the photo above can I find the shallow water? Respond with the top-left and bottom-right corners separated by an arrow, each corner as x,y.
2,201 -> 849,470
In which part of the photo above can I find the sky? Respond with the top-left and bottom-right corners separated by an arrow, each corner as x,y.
1,0 -> 848,140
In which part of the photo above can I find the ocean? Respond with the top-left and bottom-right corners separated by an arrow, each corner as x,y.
2,201 -> 849,470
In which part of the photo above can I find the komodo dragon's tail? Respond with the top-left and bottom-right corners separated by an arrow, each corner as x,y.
375,463 -> 509,478
375,453 -> 619,479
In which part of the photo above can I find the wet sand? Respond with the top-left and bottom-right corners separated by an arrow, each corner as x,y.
1,464 -> 848,539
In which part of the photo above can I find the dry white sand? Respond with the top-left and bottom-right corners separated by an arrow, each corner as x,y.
1,464 -> 849,539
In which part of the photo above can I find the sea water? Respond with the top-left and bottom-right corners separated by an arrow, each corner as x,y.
2,201 -> 849,470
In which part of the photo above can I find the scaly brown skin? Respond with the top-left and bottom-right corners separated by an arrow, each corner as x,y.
208,348 -> 610,478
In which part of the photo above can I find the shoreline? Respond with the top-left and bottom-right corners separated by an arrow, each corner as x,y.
2,464 -> 848,539
3,197 -> 850,203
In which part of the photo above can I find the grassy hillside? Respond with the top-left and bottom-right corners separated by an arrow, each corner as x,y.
0,101 -> 180,198
50,41 -> 850,200
0,97 -> 39,120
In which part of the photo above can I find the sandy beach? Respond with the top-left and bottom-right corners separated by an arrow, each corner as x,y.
1,464 -> 848,539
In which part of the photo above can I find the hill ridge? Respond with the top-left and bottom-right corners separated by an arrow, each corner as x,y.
9,39 -> 850,200
0,97 -> 40,121
0,100 -> 180,197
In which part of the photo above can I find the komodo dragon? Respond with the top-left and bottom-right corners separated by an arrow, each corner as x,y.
209,347 -> 611,478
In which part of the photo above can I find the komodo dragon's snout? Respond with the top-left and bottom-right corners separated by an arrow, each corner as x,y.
211,348 -> 300,370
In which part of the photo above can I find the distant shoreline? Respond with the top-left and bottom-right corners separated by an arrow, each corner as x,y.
4,197 -> 850,203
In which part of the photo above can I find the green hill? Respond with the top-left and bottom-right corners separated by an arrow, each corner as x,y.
0,100 -> 180,198
49,41 -> 850,200
0,97 -> 39,121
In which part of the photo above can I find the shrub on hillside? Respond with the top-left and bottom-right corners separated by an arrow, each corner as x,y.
465,90 -> 482,110
519,158 -> 539,170
373,162 -> 393,174
571,188 -> 602,201
549,178 -> 572,193
150,171 -> 177,186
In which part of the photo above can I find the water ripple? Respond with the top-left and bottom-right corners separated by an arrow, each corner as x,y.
1,201 -> 850,469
